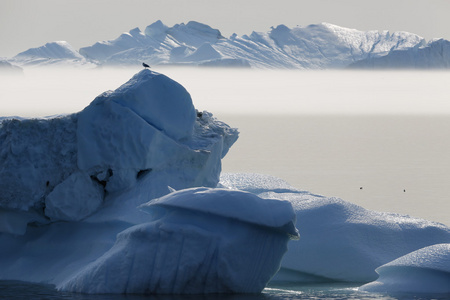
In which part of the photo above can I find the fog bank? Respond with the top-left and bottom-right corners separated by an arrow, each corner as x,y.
1,67 -> 450,117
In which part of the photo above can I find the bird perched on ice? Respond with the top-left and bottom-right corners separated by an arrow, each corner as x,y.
142,62 -> 150,68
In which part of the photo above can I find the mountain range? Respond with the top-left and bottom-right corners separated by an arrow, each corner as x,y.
4,20 -> 450,69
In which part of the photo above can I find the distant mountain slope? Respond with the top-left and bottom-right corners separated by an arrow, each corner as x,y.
348,39 -> 450,69
78,21 -> 426,69
10,41 -> 94,67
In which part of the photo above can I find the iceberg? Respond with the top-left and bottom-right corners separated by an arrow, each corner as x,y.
220,173 -> 450,283
58,187 -> 299,294
360,243 -> 450,294
0,69 -> 238,229
3,66 -> 450,296
0,69 -> 300,295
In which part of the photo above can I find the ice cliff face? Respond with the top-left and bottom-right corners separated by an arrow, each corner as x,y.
59,187 -> 299,294
0,69 -> 238,232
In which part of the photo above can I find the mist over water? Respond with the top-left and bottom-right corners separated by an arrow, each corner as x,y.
1,67 -> 450,225
2,67 -> 450,117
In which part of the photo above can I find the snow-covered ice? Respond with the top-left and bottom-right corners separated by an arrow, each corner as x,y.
360,243 -> 450,294
58,187 -> 299,294
220,173 -> 450,283
2,68 -> 450,295
0,69 -> 238,229
0,69 -> 300,294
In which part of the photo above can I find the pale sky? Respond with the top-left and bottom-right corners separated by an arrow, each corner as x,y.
1,0 -> 449,58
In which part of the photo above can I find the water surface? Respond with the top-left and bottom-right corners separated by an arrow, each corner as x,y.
3,280 -> 444,300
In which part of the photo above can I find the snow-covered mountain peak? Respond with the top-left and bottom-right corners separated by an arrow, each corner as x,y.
269,25 -> 297,46
144,20 -> 169,39
128,27 -> 144,37
166,21 -> 225,47
185,21 -> 224,39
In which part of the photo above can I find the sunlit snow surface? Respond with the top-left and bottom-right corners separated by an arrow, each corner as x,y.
59,187 -> 298,294
220,173 -> 450,285
360,243 -> 450,294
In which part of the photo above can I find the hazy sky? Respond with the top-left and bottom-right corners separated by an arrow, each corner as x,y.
1,0 -> 449,57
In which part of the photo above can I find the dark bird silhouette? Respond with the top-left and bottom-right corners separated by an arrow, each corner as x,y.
142,62 -> 150,68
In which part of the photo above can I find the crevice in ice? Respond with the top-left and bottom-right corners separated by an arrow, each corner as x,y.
136,168 -> 152,180
90,168 -> 113,189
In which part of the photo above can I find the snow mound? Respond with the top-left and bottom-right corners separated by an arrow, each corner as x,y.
58,187 -> 298,294
220,173 -> 450,283
140,187 -> 299,238
0,69 -> 238,232
79,69 -> 196,143
360,243 -> 450,294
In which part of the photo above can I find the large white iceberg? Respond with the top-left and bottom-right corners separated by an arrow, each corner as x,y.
58,187 -> 299,294
0,69 -> 238,231
0,70 -> 300,295
360,243 -> 450,294
3,68 -> 450,296
220,173 -> 450,283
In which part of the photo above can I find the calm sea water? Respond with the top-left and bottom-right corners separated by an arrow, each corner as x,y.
220,114 -> 450,226
1,68 -> 450,298
3,280 -> 447,300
